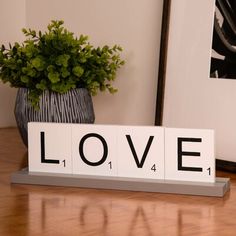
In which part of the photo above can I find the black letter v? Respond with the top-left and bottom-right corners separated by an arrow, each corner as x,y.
126,135 -> 154,168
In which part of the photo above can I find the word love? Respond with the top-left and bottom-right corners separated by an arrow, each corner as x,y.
28,123 -> 215,183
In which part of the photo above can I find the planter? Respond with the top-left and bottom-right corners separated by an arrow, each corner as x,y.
14,88 -> 95,146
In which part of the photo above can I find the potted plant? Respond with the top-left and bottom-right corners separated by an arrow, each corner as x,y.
0,20 -> 125,146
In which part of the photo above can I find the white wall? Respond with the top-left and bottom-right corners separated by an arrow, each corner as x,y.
26,0 -> 163,126
0,0 -> 163,127
0,0 -> 26,127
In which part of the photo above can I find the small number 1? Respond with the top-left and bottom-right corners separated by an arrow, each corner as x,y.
62,160 -> 66,167
207,167 -> 211,175
108,161 -> 112,169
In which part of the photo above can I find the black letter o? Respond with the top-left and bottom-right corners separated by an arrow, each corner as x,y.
79,133 -> 108,166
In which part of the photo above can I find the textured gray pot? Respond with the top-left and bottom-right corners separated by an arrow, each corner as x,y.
14,88 -> 95,146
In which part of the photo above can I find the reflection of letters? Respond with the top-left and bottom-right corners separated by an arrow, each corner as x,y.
177,209 -> 205,235
40,132 -> 60,164
177,137 -> 203,172
128,206 -> 154,236
79,205 -> 108,231
41,197 -> 65,229
79,133 -> 108,166
126,135 -> 154,168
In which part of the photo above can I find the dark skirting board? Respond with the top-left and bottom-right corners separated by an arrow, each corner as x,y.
216,159 -> 236,173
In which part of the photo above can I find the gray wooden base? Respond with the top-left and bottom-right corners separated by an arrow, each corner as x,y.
11,169 -> 230,197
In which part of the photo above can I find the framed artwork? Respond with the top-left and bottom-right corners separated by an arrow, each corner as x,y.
210,0 -> 236,79
155,0 -> 236,171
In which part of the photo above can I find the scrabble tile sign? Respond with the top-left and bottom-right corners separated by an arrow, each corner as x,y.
11,122 -> 230,197
28,122 -> 215,183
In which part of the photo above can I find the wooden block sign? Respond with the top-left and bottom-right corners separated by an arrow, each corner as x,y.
28,123 -> 215,183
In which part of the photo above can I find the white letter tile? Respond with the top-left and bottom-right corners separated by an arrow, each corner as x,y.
117,126 -> 165,179
165,128 -> 215,183
72,124 -> 118,177
28,122 -> 72,174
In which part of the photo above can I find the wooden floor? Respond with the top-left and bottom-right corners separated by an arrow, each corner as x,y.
1,128 -> 236,236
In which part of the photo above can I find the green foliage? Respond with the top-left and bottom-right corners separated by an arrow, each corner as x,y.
0,20 -> 125,108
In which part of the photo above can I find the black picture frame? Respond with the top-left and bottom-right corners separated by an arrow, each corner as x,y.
155,0 -> 172,126
155,0 -> 236,172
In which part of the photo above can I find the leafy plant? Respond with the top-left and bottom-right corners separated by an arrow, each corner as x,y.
0,20 -> 125,108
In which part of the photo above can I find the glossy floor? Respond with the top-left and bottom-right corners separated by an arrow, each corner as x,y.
0,128 -> 235,236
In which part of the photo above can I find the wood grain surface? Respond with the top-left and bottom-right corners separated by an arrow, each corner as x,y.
0,128 -> 235,236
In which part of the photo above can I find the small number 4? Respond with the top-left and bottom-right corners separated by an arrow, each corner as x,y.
151,164 -> 156,172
